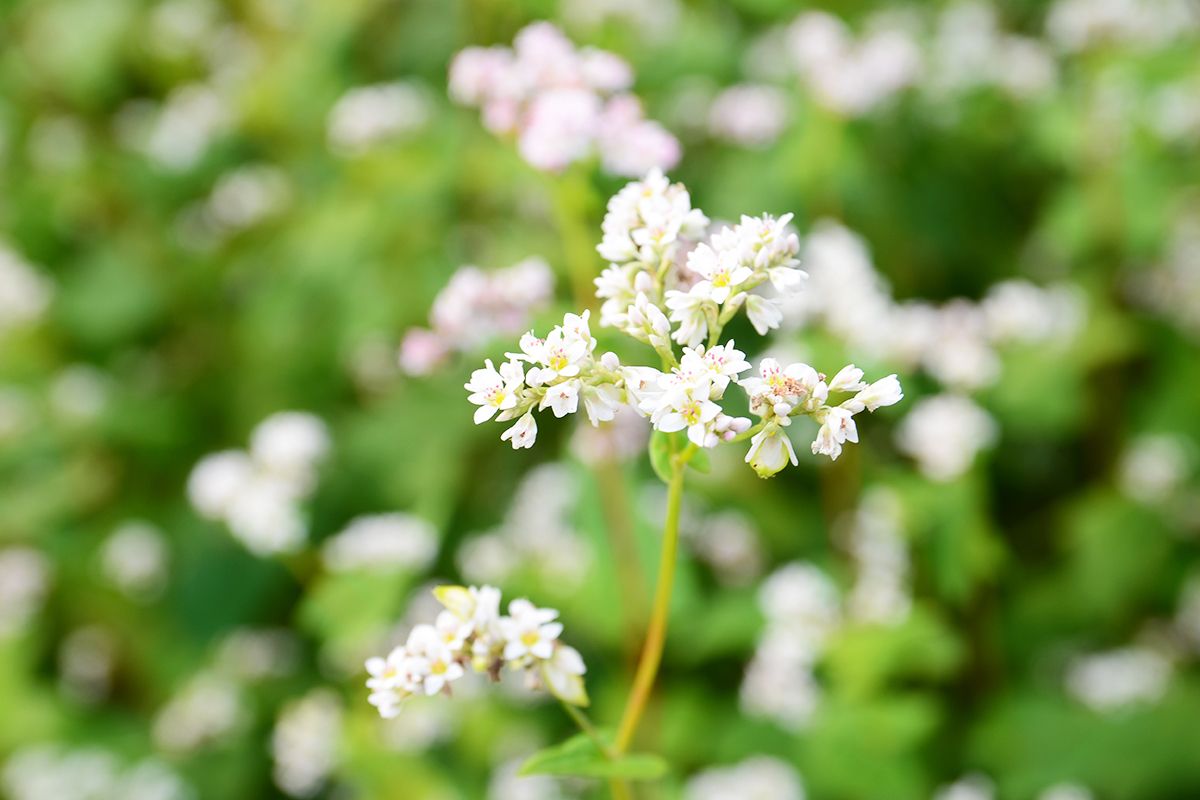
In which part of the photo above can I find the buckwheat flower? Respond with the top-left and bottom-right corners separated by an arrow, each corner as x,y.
687,242 -> 753,304
665,288 -> 712,347
597,168 -> 709,274
500,412 -> 538,449
842,373 -> 903,413
896,394 -> 997,481
539,379 -> 582,417
100,521 -> 169,598
271,689 -> 342,798
745,425 -> 799,477
811,406 -> 858,460
745,294 -> 784,335
500,599 -> 563,663
406,625 -> 466,696
466,359 -> 523,424
681,341 -> 752,397
0,547 -> 51,637
366,650 -> 414,719
321,513 -> 438,574
0,245 -> 53,333
708,84 -> 791,148
1118,434 -> 1191,504
250,411 -> 331,486
187,450 -> 256,518
327,81 -> 430,157
1038,783 -> 1094,800
540,644 -> 588,706
684,756 -> 805,800
596,97 -> 682,177
1066,646 -> 1172,711
934,773 -> 995,800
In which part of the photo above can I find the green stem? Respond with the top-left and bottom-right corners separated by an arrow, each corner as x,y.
614,443 -> 692,753
727,419 -> 766,444
550,168 -> 599,310
558,699 -> 633,800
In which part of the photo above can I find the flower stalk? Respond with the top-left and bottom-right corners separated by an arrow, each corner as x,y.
614,441 -> 692,753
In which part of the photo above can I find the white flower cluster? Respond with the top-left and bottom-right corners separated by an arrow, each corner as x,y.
466,308 -> 623,450
1,745 -> 193,800
739,358 -> 903,475
784,11 -> 923,116
271,689 -> 343,799
457,463 -> 590,587
58,626 -> 117,705
119,83 -> 231,171
365,585 -> 588,717
0,546 -> 51,637
1046,0 -> 1199,53
684,756 -> 806,800
399,258 -> 554,376
99,521 -> 169,599
186,411 -> 330,555
935,773 -> 995,800
152,671 -> 246,753
1135,215 -> 1200,342
1065,646 -> 1173,712
740,562 -> 841,730
469,173 -> 901,479
1117,433 -> 1192,505
327,81 -> 431,156
0,244 -> 53,334
449,22 -> 679,176
896,393 -> 998,482
706,84 -> 791,148
840,489 -> 911,625
925,2 -> 1057,102
321,512 -> 439,574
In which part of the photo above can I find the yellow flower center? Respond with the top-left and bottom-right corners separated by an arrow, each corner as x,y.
521,630 -> 541,647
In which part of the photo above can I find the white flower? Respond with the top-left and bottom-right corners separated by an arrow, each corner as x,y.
680,341 -> 751,397
249,411 -> 331,481
826,364 -> 866,393
842,373 -> 903,413
811,406 -> 858,461
684,755 -> 805,800
405,625 -> 466,696
321,513 -> 438,574
500,411 -> 538,449
465,359 -> 523,424
895,393 -> 996,481
271,689 -> 342,798
745,294 -> 783,336
187,450 -> 255,519
365,650 -> 414,719
1066,646 -> 1172,712
539,379 -> 581,417
745,425 -> 798,478
665,288 -> 711,347
499,599 -> 563,663
581,383 -> 622,425
652,381 -> 723,447
687,243 -> 753,304
541,644 -> 588,706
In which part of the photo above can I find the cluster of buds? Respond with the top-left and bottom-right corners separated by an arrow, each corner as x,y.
741,360 -> 903,475
366,585 -> 587,717
466,170 -> 903,479
466,310 -> 625,449
449,22 -> 679,176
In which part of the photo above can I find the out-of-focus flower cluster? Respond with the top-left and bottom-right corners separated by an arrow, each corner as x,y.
187,411 -> 330,555
366,585 -> 588,717
399,258 -> 555,376
450,22 -> 680,175
2,745 -> 193,800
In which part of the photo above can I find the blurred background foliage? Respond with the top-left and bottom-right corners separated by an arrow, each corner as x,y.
0,0 -> 1198,798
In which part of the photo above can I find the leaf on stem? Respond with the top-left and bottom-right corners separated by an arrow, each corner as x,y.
518,732 -> 668,780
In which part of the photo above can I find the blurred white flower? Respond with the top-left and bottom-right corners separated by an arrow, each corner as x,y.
450,22 -> 679,176
685,756 -> 804,800
1118,433 -> 1192,504
1066,646 -> 1172,711
153,672 -> 245,753
0,546 -> 50,636
0,244 -> 53,334
2,745 -> 193,800
58,626 -> 117,705
1046,0 -> 1200,52
896,394 -> 997,481
327,81 -> 431,156
841,489 -> 911,625
214,628 -> 300,681
1038,783 -> 1095,800
187,412 -> 330,555
271,689 -> 342,798
487,756 -> 570,800
708,84 -> 791,148
100,521 -> 169,598
322,512 -> 438,573
934,773 -> 995,800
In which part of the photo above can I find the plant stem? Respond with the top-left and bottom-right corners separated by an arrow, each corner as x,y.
549,168 -> 599,310
614,444 -> 690,753
558,699 -> 634,800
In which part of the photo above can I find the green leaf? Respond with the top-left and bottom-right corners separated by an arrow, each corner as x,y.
518,733 -> 668,781
648,430 -> 675,484
688,446 -> 711,474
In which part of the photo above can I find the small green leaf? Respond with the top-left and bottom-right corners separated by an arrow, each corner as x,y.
648,430 -> 675,484
518,733 -> 668,781
688,446 -> 711,474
